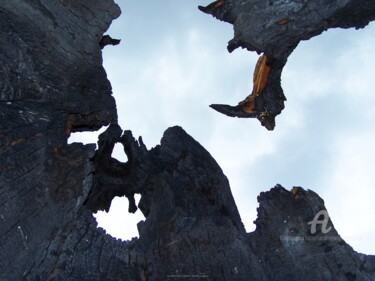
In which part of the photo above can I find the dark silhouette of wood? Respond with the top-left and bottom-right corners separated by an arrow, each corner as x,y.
201,0 -> 375,129
100,35 -> 121,49
0,1 -> 374,280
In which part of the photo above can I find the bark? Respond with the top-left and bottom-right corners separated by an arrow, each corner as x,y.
0,1 -> 374,280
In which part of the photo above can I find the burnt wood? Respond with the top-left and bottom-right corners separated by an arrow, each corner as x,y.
1,1 -> 374,280
201,0 -> 375,129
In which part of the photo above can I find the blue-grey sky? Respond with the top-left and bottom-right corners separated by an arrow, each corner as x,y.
70,1 -> 375,254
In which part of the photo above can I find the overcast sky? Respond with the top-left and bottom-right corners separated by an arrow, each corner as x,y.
69,1 -> 375,254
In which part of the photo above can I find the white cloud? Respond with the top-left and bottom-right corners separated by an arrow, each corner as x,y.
321,132 -> 375,254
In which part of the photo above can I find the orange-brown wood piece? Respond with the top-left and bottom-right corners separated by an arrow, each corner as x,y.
214,1 -> 225,8
253,54 -> 271,97
240,54 -> 271,113
277,18 -> 289,25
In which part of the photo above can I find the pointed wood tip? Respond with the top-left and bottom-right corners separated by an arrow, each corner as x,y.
209,104 -> 257,118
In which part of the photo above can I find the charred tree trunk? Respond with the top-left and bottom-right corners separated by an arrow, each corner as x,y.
0,1 -> 374,280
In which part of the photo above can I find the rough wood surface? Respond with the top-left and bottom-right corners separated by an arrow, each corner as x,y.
1,1 -> 374,280
201,0 -> 375,129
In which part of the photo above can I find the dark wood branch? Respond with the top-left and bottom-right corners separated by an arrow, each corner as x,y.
200,0 -> 375,129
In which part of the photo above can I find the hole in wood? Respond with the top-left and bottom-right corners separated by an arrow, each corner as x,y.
111,142 -> 128,163
67,126 -> 108,147
94,194 -> 144,240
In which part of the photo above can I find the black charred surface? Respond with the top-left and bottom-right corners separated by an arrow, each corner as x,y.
251,186 -> 375,281
100,35 -> 121,49
0,0 -> 120,279
201,0 -> 375,129
1,1 -> 375,281
84,125 -> 375,280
